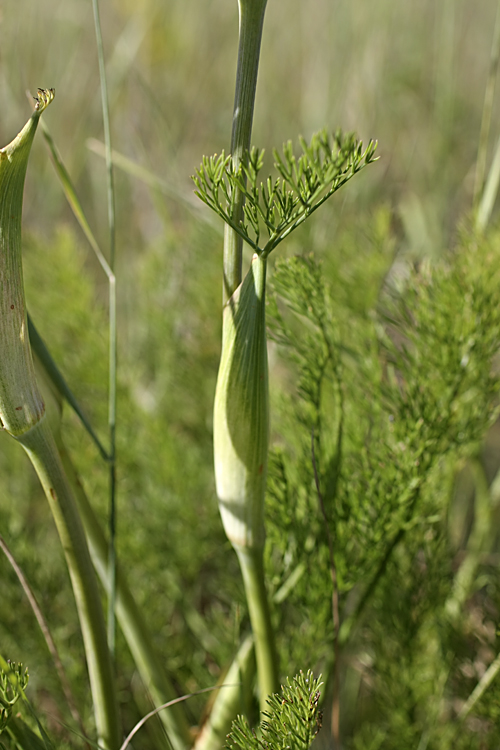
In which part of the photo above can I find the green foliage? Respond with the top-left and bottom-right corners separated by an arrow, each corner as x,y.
382,243 -> 500,460
226,671 -> 322,750
264,225 -> 500,745
4,717 -> 52,750
0,661 -> 28,734
193,130 -> 377,256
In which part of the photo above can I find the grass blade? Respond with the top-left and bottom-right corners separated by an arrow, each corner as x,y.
87,138 -> 221,231
40,121 -> 112,277
91,0 -> 118,659
29,314 -> 110,461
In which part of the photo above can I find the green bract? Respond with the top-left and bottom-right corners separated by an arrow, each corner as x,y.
214,253 -> 268,549
0,89 -> 54,436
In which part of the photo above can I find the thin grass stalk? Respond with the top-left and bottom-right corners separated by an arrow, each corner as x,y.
92,0 -> 116,270
86,138 -> 222,232
91,0 -> 118,657
130,675 -> 173,750
476,132 -> 500,231
459,651 -> 500,721
40,121 -> 113,276
119,686 -> 234,750
107,274 -> 118,655
474,0 -> 500,210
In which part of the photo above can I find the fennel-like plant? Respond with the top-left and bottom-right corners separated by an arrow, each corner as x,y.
226,671 -> 323,750
194,0 -> 377,714
0,661 -> 28,734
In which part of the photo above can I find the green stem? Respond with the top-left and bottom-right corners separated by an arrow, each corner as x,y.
108,272 -> 118,656
57,440 -> 192,750
445,457 -> 497,620
474,0 -> 500,210
223,0 -> 268,303
17,418 -> 121,750
235,546 -> 279,710
91,0 -> 118,658
217,0 -> 276,714
339,480 -> 424,646
214,254 -> 279,707
193,634 -> 255,750
459,650 -> 500,721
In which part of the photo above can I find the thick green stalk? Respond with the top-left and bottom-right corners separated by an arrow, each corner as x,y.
234,549 -> 277,700
223,0 -> 267,303
17,420 -> 121,750
193,634 -> 255,750
218,0 -> 277,714
58,441 -> 192,750
0,93 -> 120,750
33,357 -> 191,750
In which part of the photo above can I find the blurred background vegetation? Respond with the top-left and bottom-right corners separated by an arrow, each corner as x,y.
2,0 -> 500,747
